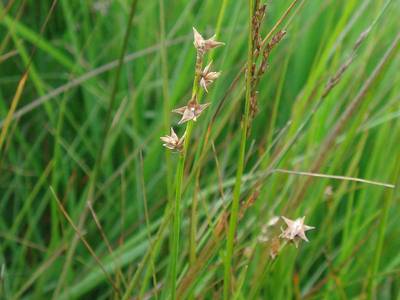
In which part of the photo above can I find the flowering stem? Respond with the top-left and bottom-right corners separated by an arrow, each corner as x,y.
189,0 -> 229,271
159,0 -> 173,202
168,51 -> 203,300
223,0 -> 254,298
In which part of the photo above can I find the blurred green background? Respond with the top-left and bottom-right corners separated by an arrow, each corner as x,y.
0,0 -> 399,299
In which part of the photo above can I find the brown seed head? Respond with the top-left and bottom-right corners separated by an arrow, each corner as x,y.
193,27 -> 224,53
280,216 -> 315,248
172,96 -> 210,124
160,128 -> 186,151
200,61 -> 221,92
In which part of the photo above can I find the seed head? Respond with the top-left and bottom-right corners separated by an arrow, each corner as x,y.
193,27 -> 224,53
280,216 -> 315,248
160,128 -> 186,152
200,61 -> 221,93
172,96 -> 210,124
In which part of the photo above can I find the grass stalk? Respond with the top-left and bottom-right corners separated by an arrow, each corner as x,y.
168,77 -> 199,300
223,0 -> 254,298
159,0 -> 173,201
189,0 -> 229,274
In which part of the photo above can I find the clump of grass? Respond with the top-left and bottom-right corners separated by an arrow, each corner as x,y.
1,0 -> 399,299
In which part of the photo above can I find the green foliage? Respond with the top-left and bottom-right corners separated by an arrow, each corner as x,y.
0,0 -> 399,299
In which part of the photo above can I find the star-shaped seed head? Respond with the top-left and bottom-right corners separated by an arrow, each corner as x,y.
160,128 -> 186,152
200,61 -> 221,93
172,97 -> 210,124
280,216 -> 315,248
193,27 -> 224,53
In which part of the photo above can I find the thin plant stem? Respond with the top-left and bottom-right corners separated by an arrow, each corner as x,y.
159,0 -> 173,201
159,3 -> 175,295
273,169 -> 395,189
189,0 -> 229,273
168,42 -> 203,300
223,0 -> 254,299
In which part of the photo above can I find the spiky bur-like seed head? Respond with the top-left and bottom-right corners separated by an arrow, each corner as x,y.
200,61 -> 221,93
160,128 -> 186,152
172,96 -> 210,124
193,27 -> 225,54
280,216 -> 315,248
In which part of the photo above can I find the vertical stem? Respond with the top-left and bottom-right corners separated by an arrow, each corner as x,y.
189,183 -> 198,265
159,0 -> 173,201
189,0 -> 229,270
223,0 -> 254,299
168,50 -> 203,300
169,137 -> 186,300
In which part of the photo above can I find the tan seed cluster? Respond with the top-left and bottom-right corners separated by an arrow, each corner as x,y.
172,96 -> 210,125
160,128 -> 186,152
280,216 -> 315,248
193,27 -> 225,54
200,62 -> 221,93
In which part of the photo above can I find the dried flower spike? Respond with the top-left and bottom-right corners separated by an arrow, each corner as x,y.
172,97 -> 210,124
280,216 -> 315,248
160,128 -> 185,151
200,62 -> 221,92
193,27 -> 224,53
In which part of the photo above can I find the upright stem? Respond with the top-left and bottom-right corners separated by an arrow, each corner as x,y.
159,0 -> 173,202
223,0 -> 254,299
189,0 -> 229,269
188,53 -> 202,267
168,49 -> 204,300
